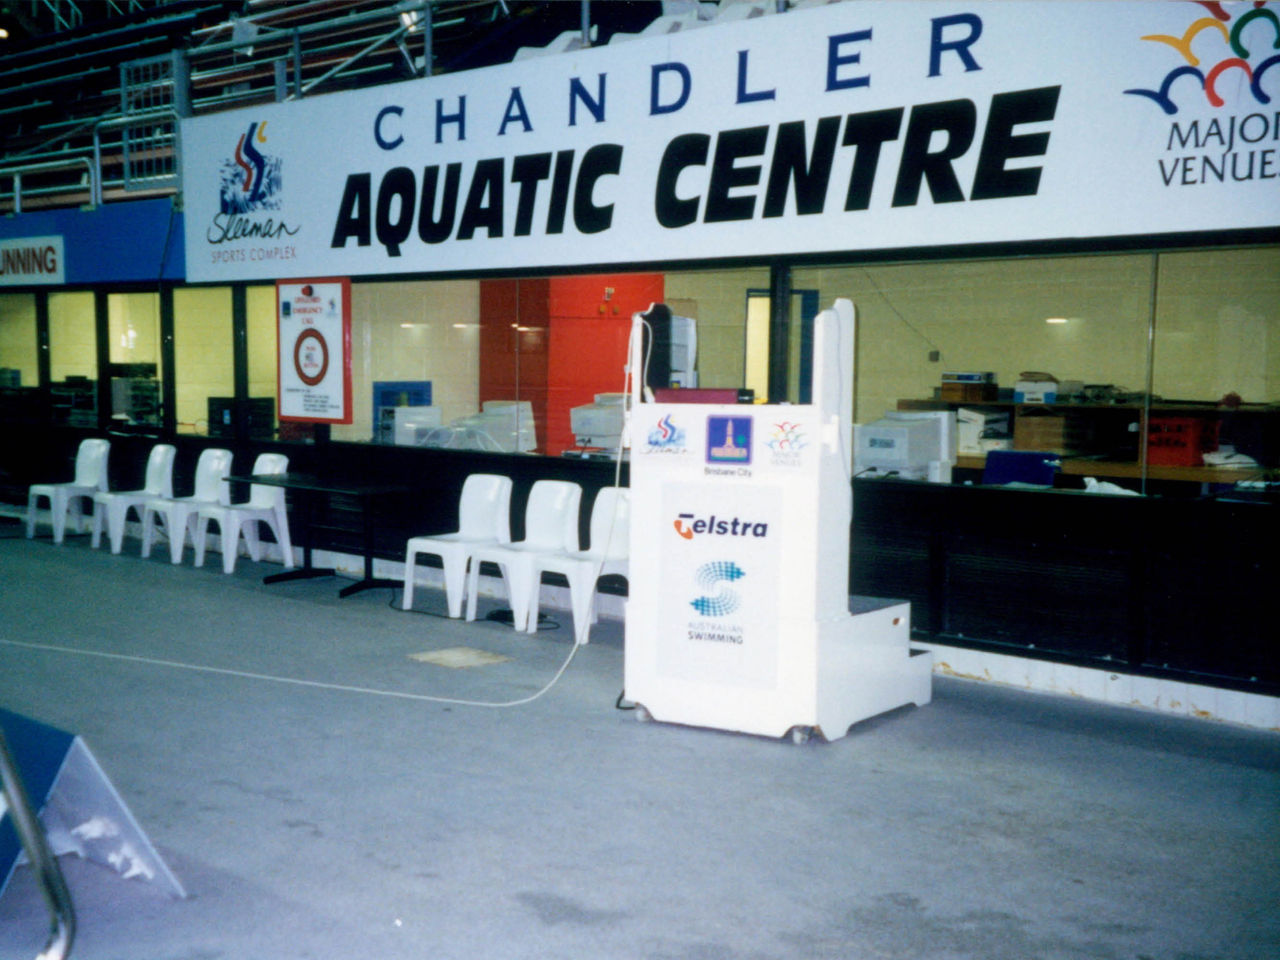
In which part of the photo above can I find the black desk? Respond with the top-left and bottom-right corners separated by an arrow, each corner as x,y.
228,473 -> 409,597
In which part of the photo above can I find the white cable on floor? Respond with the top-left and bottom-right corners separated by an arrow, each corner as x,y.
0,636 -> 580,709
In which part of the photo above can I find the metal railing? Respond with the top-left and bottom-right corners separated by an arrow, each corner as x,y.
0,725 -> 76,960
94,108 -> 182,204
0,157 -> 97,213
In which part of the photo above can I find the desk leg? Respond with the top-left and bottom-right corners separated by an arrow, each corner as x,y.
336,492 -> 401,597
263,489 -> 335,585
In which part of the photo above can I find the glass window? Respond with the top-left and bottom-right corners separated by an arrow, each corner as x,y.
795,255 -> 1156,489
48,291 -> 97,427
1150,247 -> 1280,481
0,292 -> 37,387
665,267 -> 768,393
174,286 -> 233,435
106,291 -> 162,427
341,279 -> 482,445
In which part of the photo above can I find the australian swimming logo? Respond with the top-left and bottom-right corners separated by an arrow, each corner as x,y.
689,560 -> 745,619
645,413 -> 687,453
209,120 -> 300,245
1125,2 -> 1280,187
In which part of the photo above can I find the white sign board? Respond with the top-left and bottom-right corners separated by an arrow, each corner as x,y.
276,278 -> 352,423
0,236 -> 64,286
182,1 -> 1280,282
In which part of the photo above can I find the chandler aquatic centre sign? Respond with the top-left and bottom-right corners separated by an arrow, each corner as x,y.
181,1 -> 1280,283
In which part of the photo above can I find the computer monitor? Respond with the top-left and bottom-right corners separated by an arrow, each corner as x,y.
853,411 -> 957,481
570,393 -> 627,450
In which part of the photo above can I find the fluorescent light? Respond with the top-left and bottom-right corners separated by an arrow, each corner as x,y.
1045,317 -> 1069,325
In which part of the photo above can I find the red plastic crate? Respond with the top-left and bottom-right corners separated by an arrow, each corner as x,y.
1146,416 -> 1218,466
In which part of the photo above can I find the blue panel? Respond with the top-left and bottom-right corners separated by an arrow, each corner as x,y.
0,709 -> 74,887
0,198 -> 184,284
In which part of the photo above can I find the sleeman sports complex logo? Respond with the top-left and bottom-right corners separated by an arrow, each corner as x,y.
690,560 -> 745,617
1124,2 -> 1280,114
220,120 -> 283,214
646,413 -> 686,451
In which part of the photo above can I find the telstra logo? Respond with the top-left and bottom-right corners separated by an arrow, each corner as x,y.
673,512 -> 769,540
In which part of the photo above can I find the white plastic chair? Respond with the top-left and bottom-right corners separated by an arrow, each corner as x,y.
140,448 -> 233,565
90,443 -> 176,554
26,438 -> 110,543
465,480 -> 582,631
193,452 -> 293,574
525,488 -> 630,645
402,473 -> 513,617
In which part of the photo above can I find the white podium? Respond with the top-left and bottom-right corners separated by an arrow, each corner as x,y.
624,299 -> 932,742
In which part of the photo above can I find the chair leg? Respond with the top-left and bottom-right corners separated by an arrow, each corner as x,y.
193,515 -> 210,567
221,517 -> 242,574
506,563 -> 533,632
25,490 -> 40,539
140,508 -> 155,558
108,503 -> 130,555
51,490 -> 70,544
169,510 -> 191,564
402,549 -> 418,611
441,552 -> 467,619
242,518 -> 262,564
464,560 -> 480,622
90,503 -> 105,549
569,568 -> 597,645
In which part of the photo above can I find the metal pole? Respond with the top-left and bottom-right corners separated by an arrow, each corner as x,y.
0,727 -> 75,960
580,0 -> 591,47
1140,253 -> 1159,496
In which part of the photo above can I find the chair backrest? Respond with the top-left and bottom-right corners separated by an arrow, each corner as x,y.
587,487 -> 629,560
143,444 -> 177,497
521,480 -> 581,551
457,473 -> 513,542
247,453 -> 289,508
192,448 -> 234,503
73,438 -> 111,491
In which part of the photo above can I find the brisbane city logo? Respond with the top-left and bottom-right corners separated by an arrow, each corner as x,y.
1123,1 -> 1280,187
208,120 -> 300,246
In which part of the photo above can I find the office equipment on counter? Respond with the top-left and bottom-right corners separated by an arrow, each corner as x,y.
854,410 -> 957,482
424,400 -> 537,453
392,406 -> 443,446
569,393 -> 628,453
372,380 -> 432,443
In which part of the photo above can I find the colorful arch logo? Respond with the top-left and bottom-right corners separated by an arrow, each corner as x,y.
1125,2 -> 1280,114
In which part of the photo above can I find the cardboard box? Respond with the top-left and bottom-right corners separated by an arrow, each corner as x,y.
941,381 -> 998,402
957,407 -> 1011,454
1014,406 -> 1092,454
1014,379 -> 1059,403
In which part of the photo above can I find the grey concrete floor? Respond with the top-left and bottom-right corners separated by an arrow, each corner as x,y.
0,526 -> 1277,960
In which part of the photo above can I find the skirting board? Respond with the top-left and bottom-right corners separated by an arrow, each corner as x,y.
919,641 -> 1280,733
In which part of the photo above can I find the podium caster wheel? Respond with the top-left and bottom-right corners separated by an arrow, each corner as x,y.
789,726 -> 814,745
635,705 -> 652,723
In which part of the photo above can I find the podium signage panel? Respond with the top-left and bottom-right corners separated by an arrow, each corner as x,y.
625,300 -> 932,742
659,481 -> 781,690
